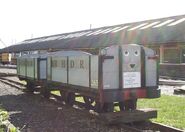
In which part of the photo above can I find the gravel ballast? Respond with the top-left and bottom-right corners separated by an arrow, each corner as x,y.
1,68 -> 185,131
0,79 -> 129,132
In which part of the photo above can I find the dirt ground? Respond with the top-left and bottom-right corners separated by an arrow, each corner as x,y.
0,68 -> 16,74
0,79 -> 129,132
0,68 -> 184,132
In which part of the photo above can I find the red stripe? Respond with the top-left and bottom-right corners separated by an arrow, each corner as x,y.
123,88 -> 146,100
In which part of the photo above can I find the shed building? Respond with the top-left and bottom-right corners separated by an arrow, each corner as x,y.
1,14 -> 185,79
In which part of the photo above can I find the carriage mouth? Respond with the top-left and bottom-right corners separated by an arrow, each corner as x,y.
130,64 -> 135,68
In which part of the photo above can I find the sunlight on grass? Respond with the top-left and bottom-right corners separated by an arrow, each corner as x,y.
138,95 -> 185,130
0,107 -> 8,132
49,91 -> 185,130
51,91 -> 60,96
76,97 -> 84,103
20,80 -> 26,85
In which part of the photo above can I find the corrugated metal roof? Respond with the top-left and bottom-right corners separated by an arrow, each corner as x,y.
1,14 -> 185,53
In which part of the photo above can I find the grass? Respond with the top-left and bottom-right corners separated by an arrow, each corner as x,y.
51,91 -> 85,102
51,91 -> 60,96
0,107 -> 8,122
0,106 -> 18,132
51,91 -> 185,130
138,95 -> 185,130
0,106 -> 8,132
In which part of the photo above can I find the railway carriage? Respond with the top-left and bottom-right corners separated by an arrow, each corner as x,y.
0,53 -> 11,64
17,44 -> 160,112
0,53 -> 17,65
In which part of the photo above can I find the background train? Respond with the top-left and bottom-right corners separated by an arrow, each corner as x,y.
16,44 -> 160,113
0,51 -> 50,65
0,53 -> 17,65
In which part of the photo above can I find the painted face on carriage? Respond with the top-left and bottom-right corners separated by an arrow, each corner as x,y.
122,44 -> 142,88
122,44 -> 141,72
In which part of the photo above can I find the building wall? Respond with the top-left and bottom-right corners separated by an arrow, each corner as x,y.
150,43 -> 185,79
159,64 -> 185,79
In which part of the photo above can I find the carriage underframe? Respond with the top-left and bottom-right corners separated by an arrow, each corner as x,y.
23,77 -> 160,113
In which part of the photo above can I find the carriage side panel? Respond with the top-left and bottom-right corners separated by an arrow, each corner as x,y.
102,45 -> 119,90
68,56 -> 89,87
90,55 -> 99,89
26,58 -> 35,78
19,58 -> 26,77
51,57 -> 67,83
144,48 -> 157,86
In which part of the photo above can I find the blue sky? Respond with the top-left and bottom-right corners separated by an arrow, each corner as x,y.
0,0 -> 185,48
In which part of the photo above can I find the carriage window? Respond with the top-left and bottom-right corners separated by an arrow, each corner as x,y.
163,49 -> 180,63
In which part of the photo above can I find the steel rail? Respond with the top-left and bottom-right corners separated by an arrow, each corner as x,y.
0,77 -> 184,132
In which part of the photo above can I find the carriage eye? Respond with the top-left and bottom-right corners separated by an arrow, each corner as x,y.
124,51 -> 129,56
134,51 -> 139,56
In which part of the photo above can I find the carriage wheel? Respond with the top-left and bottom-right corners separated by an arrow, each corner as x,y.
59,90 -> 66,101
40,83 -> 50,98
94,101 -> 103,113
124,99 -> 137,110
41,87 -> 50,98
118,101 -> 125,111
65,92 -> 75,106
83,96 -> 95,109
103,103 -> 114,112
26,81 -> 35,93
94,102 -> 114,113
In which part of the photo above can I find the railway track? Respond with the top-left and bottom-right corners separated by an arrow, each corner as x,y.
0,77 -> 25,90
0,65 -> 16,69
0,73 -> 17,77
117,121 -> 184,132
0,76 -> 184,132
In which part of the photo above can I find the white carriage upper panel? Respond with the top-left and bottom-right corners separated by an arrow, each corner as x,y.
90,55 -> 99,89
17,58 -> 26,76
26,58 -> 35,78
101,45 -> 119,89
49,50 -> 92,87
48,50 -> 91,57
144,47 -> 157,86
51,56 -> 67,83
68,55 -> 90,87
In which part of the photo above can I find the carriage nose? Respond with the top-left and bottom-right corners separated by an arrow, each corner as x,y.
130,64 -> 135,68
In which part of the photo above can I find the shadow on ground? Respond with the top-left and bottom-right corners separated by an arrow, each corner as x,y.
0,93 -> 69,131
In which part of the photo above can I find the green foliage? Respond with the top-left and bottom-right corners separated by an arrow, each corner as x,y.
138,95 -> 185,130
0,108 -> 18,132
0,128 -> 5,132
9,127 -> 17,132
51,91 -> 60,96
0,109 -> 8,132
0,111 -> 9,123
20,80 -> 26,85
49,91 -> 185,130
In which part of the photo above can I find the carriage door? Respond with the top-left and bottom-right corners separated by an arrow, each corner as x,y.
39,59 -> 47,80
